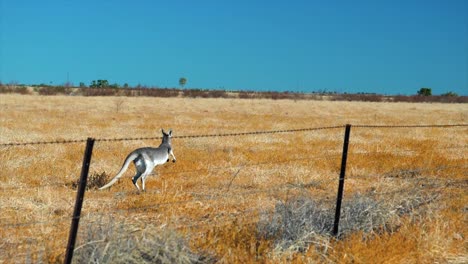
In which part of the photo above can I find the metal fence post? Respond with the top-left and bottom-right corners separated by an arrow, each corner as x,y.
332,124 -> 351,236
64,138 -> 95,264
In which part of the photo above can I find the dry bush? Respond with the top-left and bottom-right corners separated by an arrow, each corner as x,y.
37,86 -> 72,95
0,84 -> 31,94
257,189 -> 436,255
123,88 -> 180,97
70,171 -> 110,191
73,217 -> 213,264
257,198 -> 333,252
82,88 -> 119,96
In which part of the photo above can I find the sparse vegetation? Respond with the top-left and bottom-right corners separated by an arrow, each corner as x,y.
417,87 -> 432,96
73,217 -> 213,264
37,86 -> 71,95
257,190 -> 436,253
0,82 -> 466,102
0,94 -> 466,263
70,171 -> 110,190
442,91 -> 458,97
179,77 -> 187,88
90,79 -> 110,88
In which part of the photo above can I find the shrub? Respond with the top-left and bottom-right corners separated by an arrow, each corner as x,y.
15,86 -> 31,95
238,91 -> 256,99
37,86 -> 71,95
257,192 -> 436,252
417,88 -> 432,96
0,84 -> 31,94
257,198 -> 333,251
82,88 -> 119,96
73,217 -> 213,263
441,91 -> 458,97
0,84 -> 12,93
182,89 -> 208,98
123,88 -> 180,97
70,171 -> 110,190
206,89 -> 228,98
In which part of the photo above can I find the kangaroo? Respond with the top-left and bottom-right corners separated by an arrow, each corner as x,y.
99,129 -> 176,192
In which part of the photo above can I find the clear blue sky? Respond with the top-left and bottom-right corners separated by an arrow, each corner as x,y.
1,0 -> 467,95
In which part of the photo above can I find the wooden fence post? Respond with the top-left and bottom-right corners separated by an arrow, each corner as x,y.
64,138 -> 95,264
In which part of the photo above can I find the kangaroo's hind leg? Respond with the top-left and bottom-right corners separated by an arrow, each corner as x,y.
132,158 -> 146,191
141,164 -> 156,192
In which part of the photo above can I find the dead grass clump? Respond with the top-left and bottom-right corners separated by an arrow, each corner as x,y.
257,190 -> 438,254
70,171 -> 110,190
257,198 -> 333,252
338,195 -> 397,236
73,217 -> 213,264
193,218 -> 271,263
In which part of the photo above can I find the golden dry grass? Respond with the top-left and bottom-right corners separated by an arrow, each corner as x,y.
0,94 -> 467,263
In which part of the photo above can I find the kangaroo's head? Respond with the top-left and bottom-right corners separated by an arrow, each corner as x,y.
161,129 -> 173,144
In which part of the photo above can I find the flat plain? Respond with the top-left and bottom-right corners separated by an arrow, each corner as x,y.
0,94 -> 467,263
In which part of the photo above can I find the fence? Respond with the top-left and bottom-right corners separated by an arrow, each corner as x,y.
0,124 -> 467,263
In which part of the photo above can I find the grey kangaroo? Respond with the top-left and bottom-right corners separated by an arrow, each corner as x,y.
99,129 -> 176,191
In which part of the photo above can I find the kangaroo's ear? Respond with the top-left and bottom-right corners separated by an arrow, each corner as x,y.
168,129 -> 173,136
161,128 -> 166,135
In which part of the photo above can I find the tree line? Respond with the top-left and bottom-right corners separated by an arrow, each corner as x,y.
0,80 -> 464,103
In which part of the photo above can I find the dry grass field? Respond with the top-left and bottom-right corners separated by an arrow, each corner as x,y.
0,94 -> 467,263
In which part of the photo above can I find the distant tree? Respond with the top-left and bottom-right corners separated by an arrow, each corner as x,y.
123,83 -> 129,88
79,82 -> 86,88
90,79 -> 110,88
98,80 -> 109,88
441,91 -> 458,97
417,88 -> 432,96
179,77 -> 187,88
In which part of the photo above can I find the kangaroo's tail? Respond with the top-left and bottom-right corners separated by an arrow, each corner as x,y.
99,152 -> 139,190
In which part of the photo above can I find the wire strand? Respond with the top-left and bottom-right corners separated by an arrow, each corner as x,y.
2,124 -> 466,147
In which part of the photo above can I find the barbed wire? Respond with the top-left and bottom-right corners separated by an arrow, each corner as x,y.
1,123 -> 467,251
171,125 -> 345,139
0,125 -> 345,147
3,124 -> 466,147
0,138 -> 88,147
353,124 -> 468,128
0,152 -> 341,191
